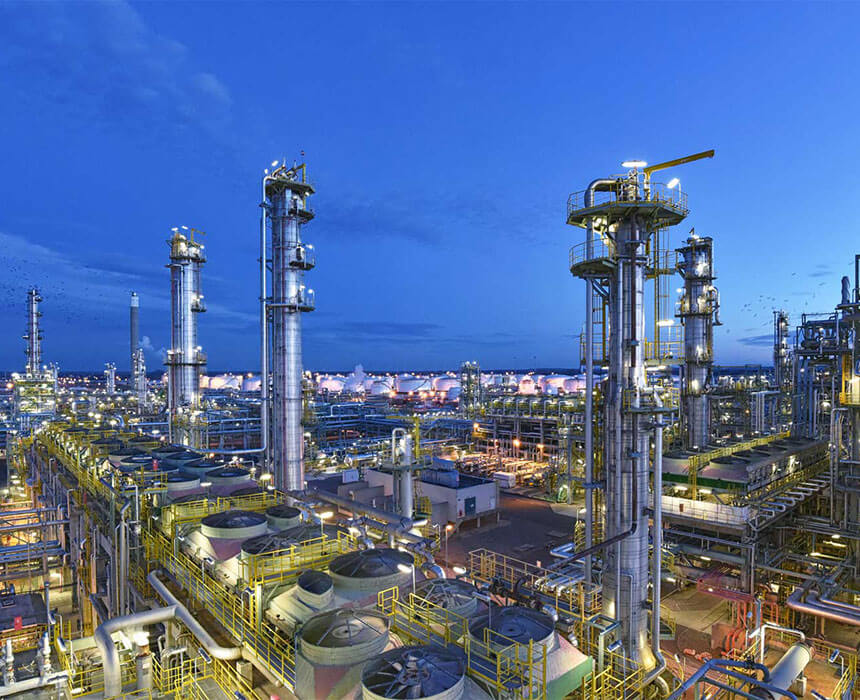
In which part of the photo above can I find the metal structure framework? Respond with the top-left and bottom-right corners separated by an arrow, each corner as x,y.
569,168 -> 688,668
263,162 -> 316,490
165,228 -> 207,446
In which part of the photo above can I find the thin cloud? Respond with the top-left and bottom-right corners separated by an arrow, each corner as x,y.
0,1 -> 232,138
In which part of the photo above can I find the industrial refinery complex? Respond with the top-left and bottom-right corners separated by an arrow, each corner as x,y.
0,151 -> 857,700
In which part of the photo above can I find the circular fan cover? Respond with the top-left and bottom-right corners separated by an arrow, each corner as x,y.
201,510 -> 266,530
416,578 -> 477,610
241,524 -> 345,555
300,608 -> 387,648
362,645 -> 466,699
468,606 -> 554,644
329,548 -> 414,579
298,569 -> 333,595
267,504 -> 301,520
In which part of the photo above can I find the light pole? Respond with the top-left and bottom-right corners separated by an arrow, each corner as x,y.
318,510 -> 333,538
445,523 -> 454,565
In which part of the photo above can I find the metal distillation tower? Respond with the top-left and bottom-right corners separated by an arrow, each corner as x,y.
677,234 -> 719,449
262,162 -> 315,490
165,228 -> 207,446
130,292 -> 147,412
24,287 -> 43,375
568,165 -> 688,667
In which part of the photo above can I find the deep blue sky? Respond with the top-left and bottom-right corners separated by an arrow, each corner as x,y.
1,1 -> 857,372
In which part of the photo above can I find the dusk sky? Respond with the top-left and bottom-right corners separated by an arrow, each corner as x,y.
1,1 -> 858,372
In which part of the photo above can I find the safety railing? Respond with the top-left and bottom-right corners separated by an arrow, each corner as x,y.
240,530 -> 358,586
569,237 -> 616,274
575,649 -> 645,700
147,530 -> 296,688
377,586 -> 547,699
567,181 -> 689,218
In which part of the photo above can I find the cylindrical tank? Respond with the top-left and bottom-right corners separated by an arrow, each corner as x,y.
205,466 -> 251,487
266,504 -> 302,530
328,548 -> 413,593
200,511 -> 268,540
750,643 -> 812,699
468,606 -> 555,663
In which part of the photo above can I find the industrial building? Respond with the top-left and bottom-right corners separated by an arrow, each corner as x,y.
0,152 -> 856,700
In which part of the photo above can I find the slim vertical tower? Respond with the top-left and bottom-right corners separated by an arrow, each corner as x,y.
677,235 -> 720,449
165,228 -> 207,446
130,292 -> 140,374
263,162 -> 315,490
568,165 -> 688,667
24,288 -> 43,375
104,363 -> 116,394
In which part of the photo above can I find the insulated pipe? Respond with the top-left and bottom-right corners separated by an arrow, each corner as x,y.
667,658 -> 772,700
787,586 -> 860,625
750,643 -> 812,700
97,573 -> 243,696
643,408 -> 666,689
583,178 -> 615,585
0,672 -> 69,698
130,292 -> 139,378
301,488 -> 414,531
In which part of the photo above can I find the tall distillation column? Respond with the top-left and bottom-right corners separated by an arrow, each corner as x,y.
263,163 -> 315,490
24,288 -> 42,375
130,292 -> 147,411
677,235 -> 719,449
568,165 -> 688,666
104,363 -> 116,394
165,228 -> 207,446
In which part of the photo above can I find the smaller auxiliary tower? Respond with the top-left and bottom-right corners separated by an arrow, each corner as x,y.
262,160 -> 316,490
165,227 -> 207,446
676,233 -> 720,449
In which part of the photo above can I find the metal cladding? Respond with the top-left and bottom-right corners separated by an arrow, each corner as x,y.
165,229 -> 207,446
24,287 -> 42,375
677,234 -> 719,449
773,309 -> 791,392
264,162 -> 315,490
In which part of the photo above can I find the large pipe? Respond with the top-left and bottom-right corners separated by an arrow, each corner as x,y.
0,672 -> 69,698
97,571 -> 242,697
582,178 -> 615,585
750,643 -> 812,700
302,487 -> 413,531
643,407 -> 666,689
787,585 -> 860,625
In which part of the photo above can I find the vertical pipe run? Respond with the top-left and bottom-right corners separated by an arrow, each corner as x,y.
130,292 -> 139,375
